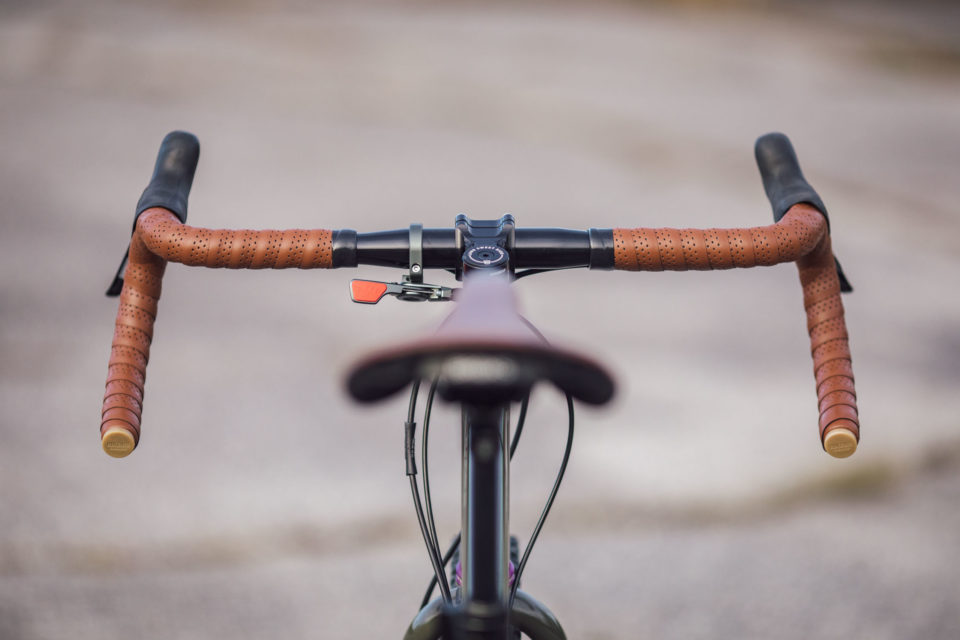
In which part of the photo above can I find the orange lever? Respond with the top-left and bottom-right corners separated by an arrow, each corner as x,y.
351,280 -> 390,304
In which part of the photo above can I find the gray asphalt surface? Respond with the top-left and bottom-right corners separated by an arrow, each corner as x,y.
2,1 -> 959,638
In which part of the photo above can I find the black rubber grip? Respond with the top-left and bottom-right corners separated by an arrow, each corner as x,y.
754,132 -> 851,293
134,131 -> 200,225
754,132 -> 828,224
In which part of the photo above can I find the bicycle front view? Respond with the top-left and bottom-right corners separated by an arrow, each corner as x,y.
100,130 -> 860,639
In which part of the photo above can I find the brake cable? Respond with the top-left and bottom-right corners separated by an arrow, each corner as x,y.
510,392 -> 575,609
422,379 -> 443,569
415,388 -> 564,610
405,379 -> 452,603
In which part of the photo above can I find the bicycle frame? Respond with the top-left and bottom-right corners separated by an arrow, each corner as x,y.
460,404 -> 510,607
404,401 -> 567,640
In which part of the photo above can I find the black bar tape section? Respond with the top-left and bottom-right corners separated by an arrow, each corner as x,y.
588,228 -> 615,269
755,132 -> 852,292
331,229 -> 359,268
134,131 -> 200,225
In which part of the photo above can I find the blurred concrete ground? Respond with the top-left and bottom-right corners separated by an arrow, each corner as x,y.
1,0 -> 959,638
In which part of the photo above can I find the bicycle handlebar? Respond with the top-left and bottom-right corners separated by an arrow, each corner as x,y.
100,132 -> 858,459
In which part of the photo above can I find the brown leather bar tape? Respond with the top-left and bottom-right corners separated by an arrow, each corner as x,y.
613,204 -> 859,457
612,206 -> 826,271
101,209 -> 334,457
798,228 -> 858,458
136,209 -> 334,269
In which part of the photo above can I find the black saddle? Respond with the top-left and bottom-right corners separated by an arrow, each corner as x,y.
346,274 -> 615,406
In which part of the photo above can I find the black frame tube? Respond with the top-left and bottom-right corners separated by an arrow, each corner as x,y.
461,403 -> 510,606
406,397 -> 566,640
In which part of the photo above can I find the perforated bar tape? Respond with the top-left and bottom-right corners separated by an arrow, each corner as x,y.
612,204 -> 858,457
100,209 -> 334,457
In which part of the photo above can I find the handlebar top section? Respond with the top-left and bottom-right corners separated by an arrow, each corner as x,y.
332,226 -> 615,271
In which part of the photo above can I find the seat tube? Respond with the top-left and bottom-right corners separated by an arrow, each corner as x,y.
460,402 -> 510,606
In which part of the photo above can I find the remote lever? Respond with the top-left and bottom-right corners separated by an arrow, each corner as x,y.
350,279 -> 455,304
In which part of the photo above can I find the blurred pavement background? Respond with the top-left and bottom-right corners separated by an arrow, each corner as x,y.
1,0 -> 959,638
